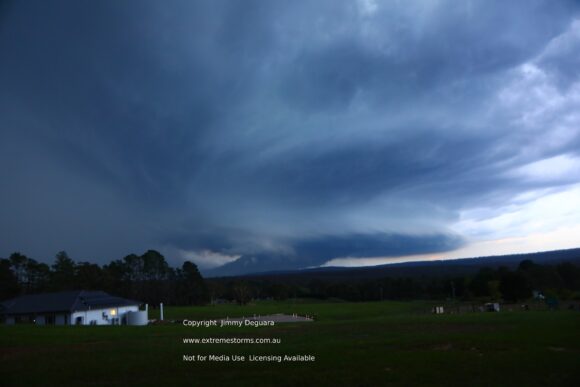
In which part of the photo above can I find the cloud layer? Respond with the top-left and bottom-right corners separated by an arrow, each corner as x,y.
1,1 -> 580,274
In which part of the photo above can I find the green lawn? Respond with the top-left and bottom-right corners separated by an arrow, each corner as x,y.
1,300 -> 579,386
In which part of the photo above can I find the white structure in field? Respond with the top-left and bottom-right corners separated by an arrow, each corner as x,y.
0,290 -> 148,326
432,306 -> 445,314
485,302 -> 501,312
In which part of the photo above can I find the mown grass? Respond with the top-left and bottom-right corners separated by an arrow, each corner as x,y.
1,300 -> 579,386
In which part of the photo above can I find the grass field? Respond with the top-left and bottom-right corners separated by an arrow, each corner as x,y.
1,300 -> 580,386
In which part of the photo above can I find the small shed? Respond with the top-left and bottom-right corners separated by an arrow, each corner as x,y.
432,306 -> 445,314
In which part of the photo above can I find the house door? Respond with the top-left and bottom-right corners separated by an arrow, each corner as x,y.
75,316 -> 83,325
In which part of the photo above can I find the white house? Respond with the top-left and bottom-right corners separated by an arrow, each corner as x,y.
0,290 -> 148,326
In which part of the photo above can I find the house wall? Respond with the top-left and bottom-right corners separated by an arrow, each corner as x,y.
3,305 -> 142,326
55,314 -> 67,325
71,305 -> 139,325
32,313 -> 68,325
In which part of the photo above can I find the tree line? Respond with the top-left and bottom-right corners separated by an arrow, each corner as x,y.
0,250 -> 209,305
3,252 -> 579,306
209,260 -> 580,304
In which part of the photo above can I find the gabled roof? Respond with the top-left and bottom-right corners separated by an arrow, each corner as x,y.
0,291 -> 141,315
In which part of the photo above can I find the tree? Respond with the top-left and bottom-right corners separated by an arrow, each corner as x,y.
178,261 -> 209,305
0,258 -> 20,299
230,281 -> 252,305
141,250 -> 170,281
500,272 -> 531,302
123,254 -> 144,282
469,267 -> 496,297
141,250 -> 172,304
25,259 -> 50,293
269,283 -> 290,300
487,280 -> 501,300
51,251 -> 76,291
518,259 -> 537,272
102,259 -> 131,298
9,252 -> 28,285
75,262 -> 104,290
557,262 -> 580,291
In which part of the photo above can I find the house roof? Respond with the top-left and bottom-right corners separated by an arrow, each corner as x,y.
0,290 -> 141,315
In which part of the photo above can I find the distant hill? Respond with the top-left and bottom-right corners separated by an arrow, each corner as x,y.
207,247 -> 580,282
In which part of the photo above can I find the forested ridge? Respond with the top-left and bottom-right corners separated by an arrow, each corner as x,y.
2,250 -> 580,305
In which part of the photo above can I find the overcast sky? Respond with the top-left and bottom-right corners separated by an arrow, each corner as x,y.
1,0 -> 580,275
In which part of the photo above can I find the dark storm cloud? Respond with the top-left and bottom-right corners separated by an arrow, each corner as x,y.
1,0 -> 580,274
207,232 -> 465,276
